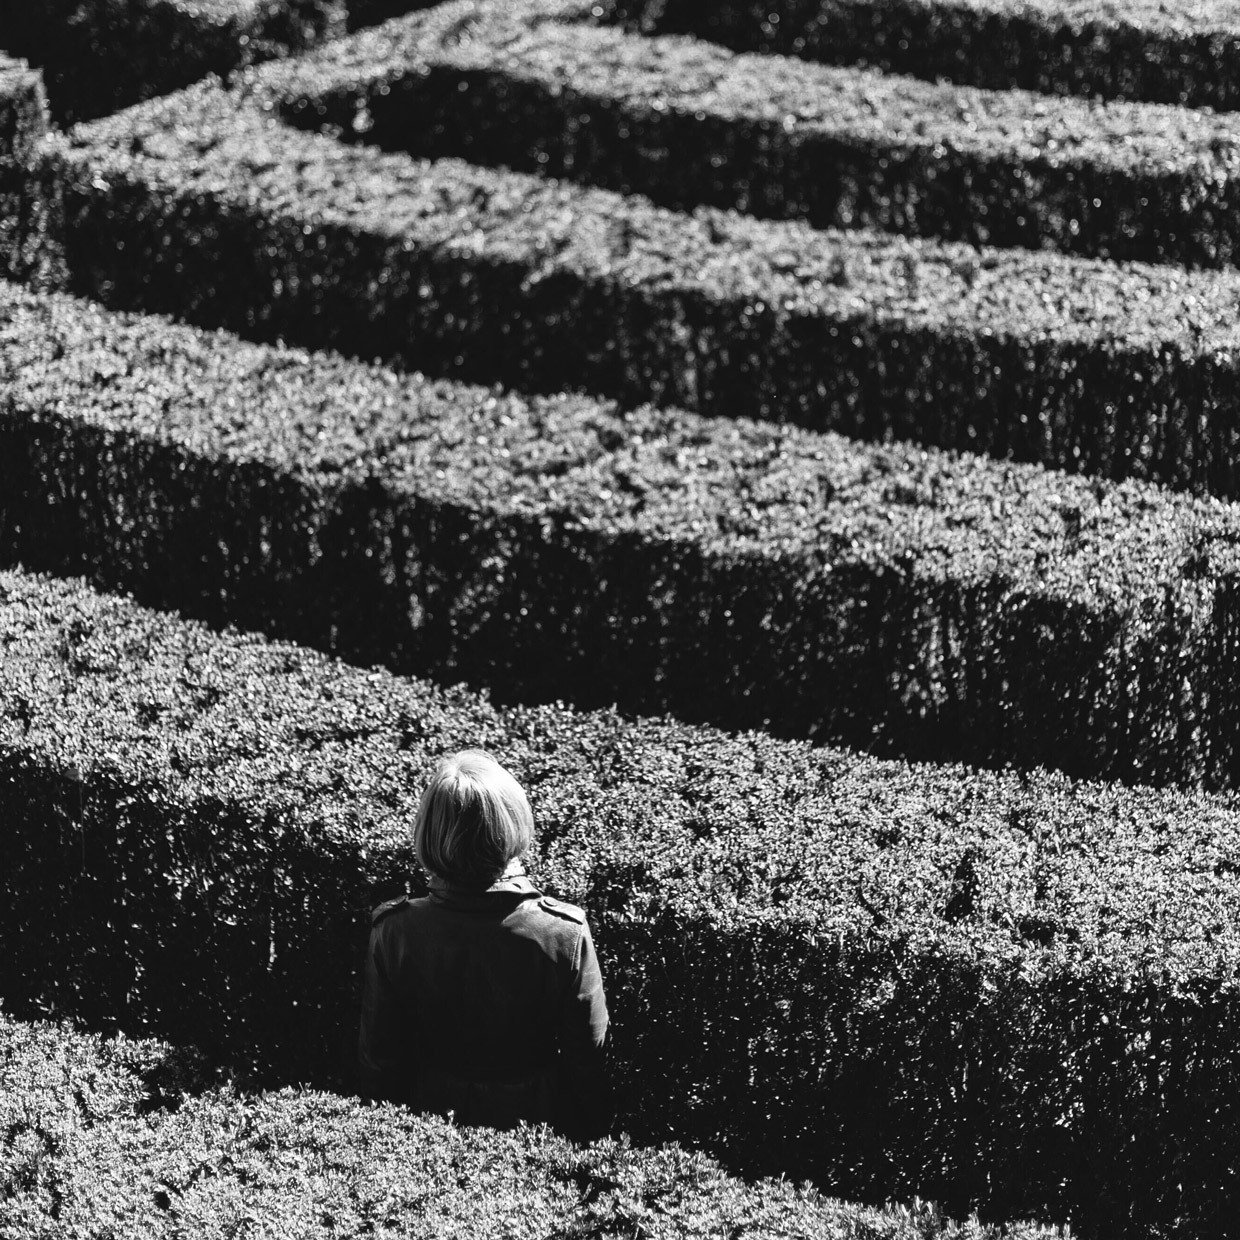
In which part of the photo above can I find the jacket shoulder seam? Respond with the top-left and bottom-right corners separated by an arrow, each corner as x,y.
371,894 -> 410,926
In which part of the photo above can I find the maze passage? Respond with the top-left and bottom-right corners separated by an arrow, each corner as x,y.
268,0 -> 1240,265
0,0 -> 351,124
605,0 -> 1240,110
4,1 -> 1240,1236
6,282 -> 1240,786
39,77 -> 1240,496
2,565 -> 1239,1233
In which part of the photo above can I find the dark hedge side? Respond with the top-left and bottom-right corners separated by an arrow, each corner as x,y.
0,57 -> 61,288
39,79 -> 1240,503
0,0 -> 346,125
1,567 -> 1239,1236
348,0 -> 451,31
263,0 -> 1240,268
603,0 -> 1240,111
0,1019 -> 1066,1240
6,282 -> 1240,787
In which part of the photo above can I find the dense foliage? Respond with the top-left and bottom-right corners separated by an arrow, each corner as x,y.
2,566 -> 1240,1233
5,2 -> 1240,1236
7,281 -> 1240,785
0,57 -> 59,287
0,1015 -> 1068,1240
605,0 -> 1240,109
39,72 -> 1240,506
0,0 -> 347,124
262,0 -> 1240,266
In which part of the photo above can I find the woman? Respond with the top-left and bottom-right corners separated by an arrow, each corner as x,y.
358,750 -> 611,1140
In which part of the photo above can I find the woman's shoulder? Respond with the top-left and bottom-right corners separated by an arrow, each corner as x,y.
369,893 -> 438,926
532,894 -> 587,925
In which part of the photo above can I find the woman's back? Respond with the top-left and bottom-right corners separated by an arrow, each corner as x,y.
357,753 -> 610,1139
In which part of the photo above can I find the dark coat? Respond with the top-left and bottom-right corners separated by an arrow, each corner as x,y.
358,862 -> 611,1140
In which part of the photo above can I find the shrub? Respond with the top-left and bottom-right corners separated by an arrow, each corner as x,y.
263,0 -> 1240,267
1,565 -> 1238,1234
1,0 -> 347,125
603,0 -> 1240,111
0,1031 -> 1068,1240
0,57 -> 61,287
39,74 -> 1240,501
5,280 -> 1240,786
0,1012 -> 214,1224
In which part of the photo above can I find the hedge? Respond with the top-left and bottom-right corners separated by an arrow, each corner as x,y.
348,0 -> 448,31
0,1019 -> 1067,1240
0,0 -> 347,125
0,57 -> 61,288
1,567 -> 1239,1236
39,77 -> 1240,502
262,0 -> 1240,268
603,0 -> 1240,111
7,280 -> 1240,787
0,1014 -> 214,1174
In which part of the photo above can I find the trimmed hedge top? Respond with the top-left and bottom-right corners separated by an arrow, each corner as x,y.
5,561 -> 1240,984
263,0 -> 1240,184
0,1018 -> 1067,1240
6,280 -> 1240,615
55,78 -> 1240,353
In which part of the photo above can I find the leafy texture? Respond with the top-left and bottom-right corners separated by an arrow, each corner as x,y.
0,1016 -> 1065,1240
606,0 -> 1240,110
0,0 -> 347,124
7,281 -> 1240,785
0,57 -> 60,287
2,567 -> 1240,1234
39,72 -> 1240,503
263,0 -> 1240,266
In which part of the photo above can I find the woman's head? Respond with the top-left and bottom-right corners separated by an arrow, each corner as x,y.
414,750 -> 534,887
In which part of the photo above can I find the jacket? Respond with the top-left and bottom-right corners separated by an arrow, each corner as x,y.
358,860 -> 611,1140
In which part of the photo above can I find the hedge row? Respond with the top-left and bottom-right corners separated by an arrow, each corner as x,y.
0,0 -> 347,125
7,280 -> 1240,786
0,1018 -> 1067,1240
1,566 -> 1237,1235
0,57 -> 60,289
603,0 -> 1240,111
40,79 -> 1240,502
348,0 -> 445,30
264,0 -> 1240,268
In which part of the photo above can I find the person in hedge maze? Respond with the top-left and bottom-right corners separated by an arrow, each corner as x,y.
359,750 -> 612,1140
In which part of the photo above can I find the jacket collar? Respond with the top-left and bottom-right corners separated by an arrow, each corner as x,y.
428,858 -> 538,901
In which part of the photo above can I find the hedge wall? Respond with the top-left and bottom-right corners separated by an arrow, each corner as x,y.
348,0 -> 447,30
603,0 -> 1240,111
6,281 -> 1240,787
0,1018 -> 1066,1240
39,79 -> 1240,501
263,0 -> 1240,268
0,57 -> 61,288
1,566 -> 1239,1236
0,0 -> 346,125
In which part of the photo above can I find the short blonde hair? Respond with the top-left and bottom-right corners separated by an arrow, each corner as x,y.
414,750 -> 533,887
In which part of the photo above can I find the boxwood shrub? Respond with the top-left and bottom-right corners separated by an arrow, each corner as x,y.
603,0 -> 1240,111
1,566 -> 1239,1236
0,0 -> 346,125
38,77 -> 1240,501
0,57 -> 61,288
348,0 -> 451,31
0,1018 -> 1067,1240
263,0 -> 1240,267
6,280 -> 1240,787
